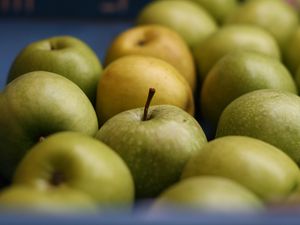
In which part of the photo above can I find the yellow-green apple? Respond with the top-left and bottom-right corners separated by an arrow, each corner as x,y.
201,51 -> 297,127
193,25 -> 281,81
216,89 -> 300,165
226,0 -> 298,49
0,185 -> 98,214
190,0 -> 239,24
104,25 -> 197,92
136,0 -> 218,47
96,55 -> 194,125
95,89 -> 207,198
181,136 -> 300,202
149,176 -> 263,213
0,71 -> 98,181
283,26 -> 300,75
10,132 -> 134,211
7,35 -> 102,103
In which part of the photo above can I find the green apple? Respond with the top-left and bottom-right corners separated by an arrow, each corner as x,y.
216,89 -> 300,165
104,25 -> 197,92
193,25 -> 281,81
190,0 -> 239,24
12,131 -> 134,210
283,26 -> 300,75
7,35 -> 103,103
95,90 -> 207,198
96,55 -> 194,125
0,71 -> 98,181
149,176 -> 263,213
136,0 -> 218,47
0,185 -> 98,214
226,0 -> 298,49
181,136 -> 300,202
201,50 -> 297,127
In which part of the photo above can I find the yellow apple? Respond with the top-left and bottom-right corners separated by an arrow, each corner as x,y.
96,55 -> 194,125
104,25 -> 197,92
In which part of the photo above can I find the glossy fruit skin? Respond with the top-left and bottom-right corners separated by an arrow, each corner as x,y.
13,132 -> 134,208
0,185 -> 98,214
201,51 -> 297,126
96,55 -> 194,125
284,26 -> 300,75
0,71 -> 98,181
137,0 -> 218,47
95,105 -> 207,199
150,176 -> 263,213
193,25 -> 281,81
216,89 -> 300,165
226,0 -> 299,49
182,136 -> 300,202
104,25 -> 196,92
7,36 -> 102,103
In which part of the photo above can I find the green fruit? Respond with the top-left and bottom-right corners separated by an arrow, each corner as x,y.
193,25 -> 281,81
182,136 -> 300,202
13,132 -> 134,209
96,55 -> 194,125
150,176 -> 263,213
104,25 -> 196,92
0,185 -> 98,214
0,71 -> 98,181
216,89 -> 300,165
7,35 -> 103,103
137,0 -> 218,47
226,0 -> 298,49
191,0 -> 239,24
283,26 -> 300,75
95,104 -> 207,198
201,51 -> 297,126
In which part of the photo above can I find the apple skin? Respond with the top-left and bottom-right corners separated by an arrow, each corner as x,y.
149,176 -> 263,213
95,104 -> 207,199
136,0 -> 218,47
226,0 -> 299,49
191,0 -> 239,24
181,136 -> 300,202
216,89 -> 300,166
201,50 -> 297,126
0,71 -> 98,181
0,185 -> 98,214
96,55 -> 194,125
13,131 -> 134,209
104,25 -> 197,92
193,25 -> 281,81
7,35 -> 103,103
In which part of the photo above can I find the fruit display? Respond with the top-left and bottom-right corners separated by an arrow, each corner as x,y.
2,0 -> 300,220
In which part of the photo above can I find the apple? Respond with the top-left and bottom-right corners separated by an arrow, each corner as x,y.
181,136 -> 300,202
136,0 -> 218,47
149,176 -> 263,213
190,0 -> 239,24
95,88 -> 207,199
193,25 -> 281,81
216,89 -> 300,166
0,185 -> 98,214
201,50 -> 297,127
96,55 -> 194,125
7,35 -> 103,103
11,131 -> 134,210
283,26 -> 300,75
104,25 -> 197,92
0,71 -> 98,181
226,0 -> 299,49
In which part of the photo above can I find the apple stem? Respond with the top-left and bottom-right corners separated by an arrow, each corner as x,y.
142,88 -> 156,121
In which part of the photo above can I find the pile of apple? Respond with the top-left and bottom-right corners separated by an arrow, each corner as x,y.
1,0 -> 300,215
